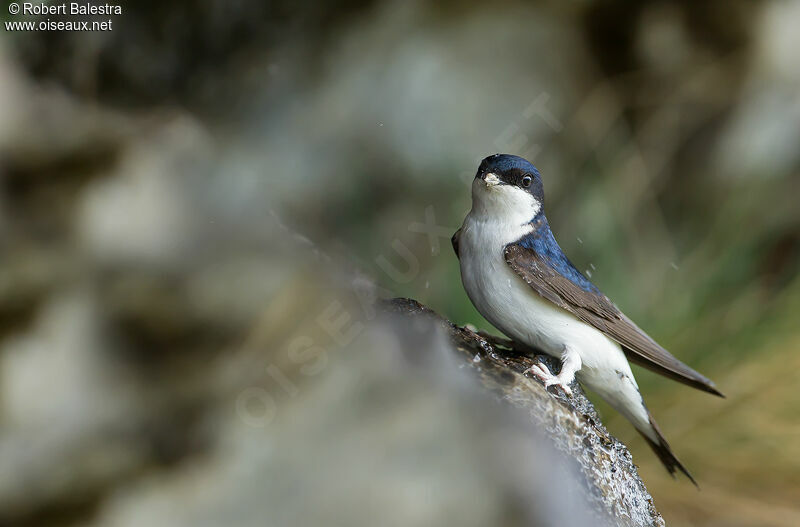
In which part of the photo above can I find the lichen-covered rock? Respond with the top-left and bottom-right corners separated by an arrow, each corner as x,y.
383,298 -> 665,527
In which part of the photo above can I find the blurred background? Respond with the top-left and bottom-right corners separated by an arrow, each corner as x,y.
1,0 -> 799,525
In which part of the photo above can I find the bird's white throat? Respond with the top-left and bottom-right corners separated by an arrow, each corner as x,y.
469,175 -> 541,230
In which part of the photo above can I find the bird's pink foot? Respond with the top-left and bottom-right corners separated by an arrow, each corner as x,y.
523,362 -> 573,396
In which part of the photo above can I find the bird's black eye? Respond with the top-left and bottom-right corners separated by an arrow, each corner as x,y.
521,175 -> 532,188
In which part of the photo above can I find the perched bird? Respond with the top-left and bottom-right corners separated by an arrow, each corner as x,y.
453,153 -> 723,484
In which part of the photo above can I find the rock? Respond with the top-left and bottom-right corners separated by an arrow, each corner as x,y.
382,297 -> 665,527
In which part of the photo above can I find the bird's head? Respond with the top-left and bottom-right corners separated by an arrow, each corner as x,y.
471,154 -> 544,223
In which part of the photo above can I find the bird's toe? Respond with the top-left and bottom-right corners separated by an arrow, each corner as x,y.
544,378 -> 573,397
523,362 -> 552,381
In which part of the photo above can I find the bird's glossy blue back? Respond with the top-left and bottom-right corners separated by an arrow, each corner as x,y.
517,216 -> 600,294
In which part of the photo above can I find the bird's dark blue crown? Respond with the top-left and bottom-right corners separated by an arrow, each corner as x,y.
480,153 -> 541,179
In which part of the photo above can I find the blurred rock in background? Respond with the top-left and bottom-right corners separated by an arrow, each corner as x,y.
0,0 -> 799,525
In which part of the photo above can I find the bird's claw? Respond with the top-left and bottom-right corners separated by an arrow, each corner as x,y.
523,362 -> 573,397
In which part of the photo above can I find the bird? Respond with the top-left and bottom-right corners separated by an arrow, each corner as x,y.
452,153 -> 723,484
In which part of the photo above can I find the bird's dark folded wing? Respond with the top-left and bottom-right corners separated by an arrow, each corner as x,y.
451,228 -> 461,260
503,243 -> 723,397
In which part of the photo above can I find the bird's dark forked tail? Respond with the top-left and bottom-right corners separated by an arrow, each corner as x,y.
639,414 -> 699,488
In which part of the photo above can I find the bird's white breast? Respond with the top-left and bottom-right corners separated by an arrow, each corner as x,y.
459,212 -> 586,356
